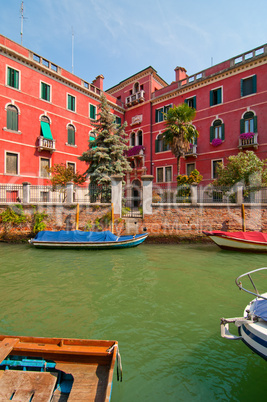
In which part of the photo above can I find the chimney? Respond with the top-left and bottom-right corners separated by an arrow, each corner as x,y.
174,67 -> 187,82
92,74 -> 104,91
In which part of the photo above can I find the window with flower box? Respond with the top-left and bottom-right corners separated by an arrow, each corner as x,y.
210,119 -> 224,145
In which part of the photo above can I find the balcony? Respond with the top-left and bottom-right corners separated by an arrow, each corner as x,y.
185,144 -> 197,158
126,90 -> 145,107
238,133 -> 258,149
38,136 -> 56,153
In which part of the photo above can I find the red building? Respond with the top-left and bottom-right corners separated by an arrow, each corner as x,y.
1,33 -> 267,194
107,44 -> 267,187
0,34 -> 124,186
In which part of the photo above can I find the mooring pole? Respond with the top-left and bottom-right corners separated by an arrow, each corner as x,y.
241,203 -> 246,232
111,203 -> 114,234
76,203 -> 79,230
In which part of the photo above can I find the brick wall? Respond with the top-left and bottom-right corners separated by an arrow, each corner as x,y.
1,203 -> 267,242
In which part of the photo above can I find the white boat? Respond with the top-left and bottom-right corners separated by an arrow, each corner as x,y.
203,230 -> 267,252
221,267 -> 267,360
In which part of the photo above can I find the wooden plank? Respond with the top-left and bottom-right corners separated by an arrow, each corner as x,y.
0,338 -> 19,363
0,371 -> 57,402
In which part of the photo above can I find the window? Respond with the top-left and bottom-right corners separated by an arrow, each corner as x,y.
240,111 -> 257,134
6,105 -> 18,131
6,152 -> 18,175
134,82 -> 140,93
89,104 -> 96,120
115,116 -> 121,126
155,134 -> 169,152
186,163 -> 196,176
40,115 -> 53,140
130,132 -> 135,146
40,158 -> 50,177
137,130 -> 143,146
156,166 -> 172,183
212,159 -> 222,179
7,67 -> 19,89
210,87 -> 222,106
67,94 -> 76,112
210,119 -> 225,142
67,162 -> 75,173
185,96 -> 196,109
40,82 -> 51,101
155,105 -> 172,123
241,75 -> 257,97
67,124 -> 75,145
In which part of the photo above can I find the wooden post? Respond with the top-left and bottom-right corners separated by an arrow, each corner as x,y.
111,203 -> 114,234
241,203 -> 246,232
76,203 -> 79,230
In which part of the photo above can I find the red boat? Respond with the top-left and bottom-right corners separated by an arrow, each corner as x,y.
203,230 -> 267,252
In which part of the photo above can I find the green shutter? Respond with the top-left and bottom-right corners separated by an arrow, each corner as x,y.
41,121 -> 53,140
210,126 -> 215,142
155,139 -> 159,153
155,109 -> 159,123
221,123 -> 225,141
47,84 -> 50,101
240,118 -> 245,134
7,109 -> 13,129
252,75 -> 257,93
193,96 -> 196,109
254,115 -> 258,133
90,104 -> 96,119
240,79 -> 244,97
210,91 -> 213,106
68,127 -> 75,145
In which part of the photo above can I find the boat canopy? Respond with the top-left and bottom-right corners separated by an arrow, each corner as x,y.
34,230 -> 119,242
207,231 -> 267,243
251,299 -> 267,321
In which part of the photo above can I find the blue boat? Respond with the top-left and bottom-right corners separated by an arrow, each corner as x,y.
29,230 -> 148,249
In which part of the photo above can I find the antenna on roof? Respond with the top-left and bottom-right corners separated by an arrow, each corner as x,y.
20,1 -> 27,45
72,27 -> 74,74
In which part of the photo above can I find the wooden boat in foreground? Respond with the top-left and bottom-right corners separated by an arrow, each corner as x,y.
0,334 -> 122,401
220,267 -> 267,360
29,230 -> 148,249
203,230 -> 267,252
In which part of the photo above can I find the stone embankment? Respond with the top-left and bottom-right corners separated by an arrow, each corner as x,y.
1,203 -> 267,243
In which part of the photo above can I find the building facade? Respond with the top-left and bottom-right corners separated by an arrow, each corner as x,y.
0,34 -> 124,187
107,44 -> 267,187
1,33 -> 267,194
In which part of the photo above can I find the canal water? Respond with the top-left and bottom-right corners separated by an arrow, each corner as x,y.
0,242 -> 266,401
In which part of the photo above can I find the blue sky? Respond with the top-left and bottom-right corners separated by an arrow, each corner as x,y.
1,0 -> 266,90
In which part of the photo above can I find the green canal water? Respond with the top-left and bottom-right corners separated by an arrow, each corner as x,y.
0,242 -> 266,401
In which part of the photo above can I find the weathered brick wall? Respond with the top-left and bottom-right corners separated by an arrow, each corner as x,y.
1,203 -> 267,241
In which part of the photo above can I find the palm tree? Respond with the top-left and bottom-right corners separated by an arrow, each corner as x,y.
163,103 -> 199,175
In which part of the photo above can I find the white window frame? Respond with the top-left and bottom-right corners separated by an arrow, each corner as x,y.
40,80 -> 52,102
156,166 -> 173,183
67,93 -> 76,112
6,65 -> 21,91
186,162 -> 196,176
5,151 -> 20,175
67,161 -> 76,173
40,157 -> 50,178
211,159 -> 223,179
210,86 -> 223,106
89,103 -> 97,120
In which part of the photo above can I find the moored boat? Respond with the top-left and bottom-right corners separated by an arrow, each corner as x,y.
0,334 -> 122,401
29,230 -> 148,249
203,230 -> 267,252
220,267 -> 267,360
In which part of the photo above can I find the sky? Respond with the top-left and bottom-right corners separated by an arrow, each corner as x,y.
1,0 -> 266,90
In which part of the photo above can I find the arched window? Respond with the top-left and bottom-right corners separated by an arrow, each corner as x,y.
6,104 -> 18,131
137,130 -> 143,146
155,134 -> 169,153
240,111 -> 257,134
130,132 -> 135,146
67,124 -> 75,145
134,82 -> 139,94
41,115 -> 50,124
210,119 -> 225,142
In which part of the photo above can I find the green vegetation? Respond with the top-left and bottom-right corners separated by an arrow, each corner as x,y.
0,205 -> 26,224
177,169 -> 203,202
163,103 -> 199,175
33,211 -> 47,233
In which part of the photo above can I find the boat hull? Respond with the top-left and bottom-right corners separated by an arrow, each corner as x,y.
203,231 -> 267,252
29,233 -> 148,249
238,321 -> 267,360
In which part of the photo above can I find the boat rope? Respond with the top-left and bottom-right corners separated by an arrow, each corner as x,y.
116,346 -> 123,382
